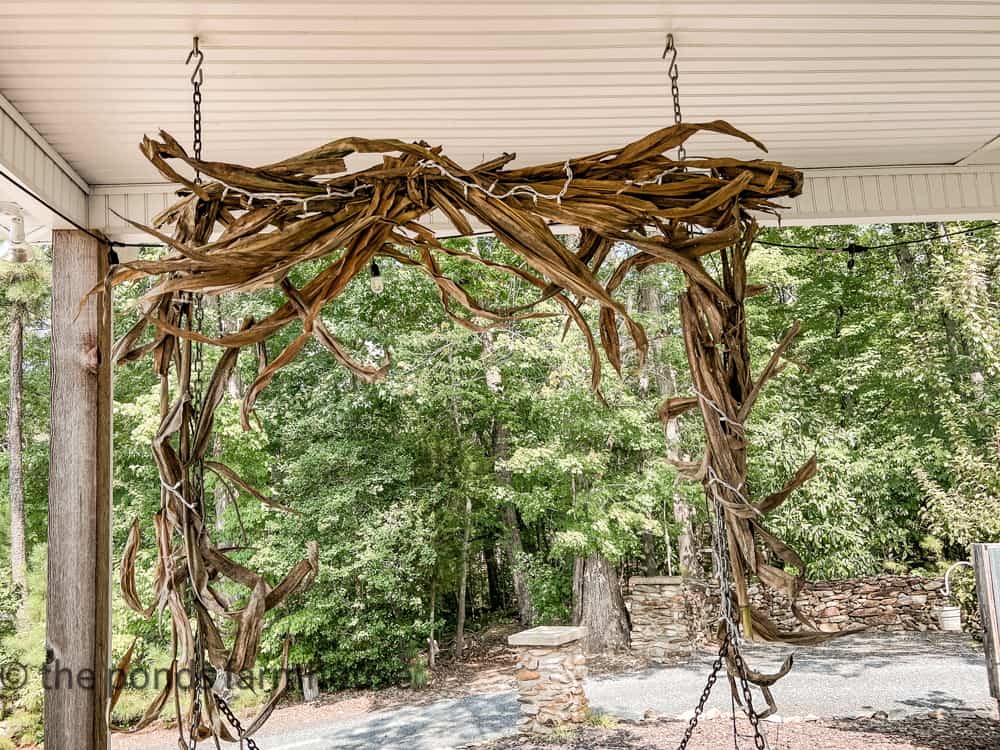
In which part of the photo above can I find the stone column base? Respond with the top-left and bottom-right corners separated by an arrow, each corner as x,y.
509,626 -> 589,733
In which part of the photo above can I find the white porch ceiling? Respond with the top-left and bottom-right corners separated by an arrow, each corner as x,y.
1,1 -> 1000,237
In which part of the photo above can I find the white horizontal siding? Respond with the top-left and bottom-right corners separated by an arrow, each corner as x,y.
89,165 -> 1000,243
787,167 -> 1000,225
0,98 -> 88,227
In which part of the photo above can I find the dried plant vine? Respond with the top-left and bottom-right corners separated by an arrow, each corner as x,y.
108,120 -> 826,742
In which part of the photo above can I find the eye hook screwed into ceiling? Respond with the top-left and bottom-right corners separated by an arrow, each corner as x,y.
186,36 -> 204,86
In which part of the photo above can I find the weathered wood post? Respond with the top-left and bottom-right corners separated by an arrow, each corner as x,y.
972,543 -> 1000,718
45,230 -> 112,750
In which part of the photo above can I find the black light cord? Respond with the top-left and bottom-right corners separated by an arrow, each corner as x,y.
0,168 -> 152,250
755,220 -> 1000,253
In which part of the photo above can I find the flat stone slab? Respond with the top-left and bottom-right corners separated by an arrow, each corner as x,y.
629,576 -> 684,586
508,626 -> 588,647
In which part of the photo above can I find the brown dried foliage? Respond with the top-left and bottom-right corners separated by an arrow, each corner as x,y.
110,121 -> 824,740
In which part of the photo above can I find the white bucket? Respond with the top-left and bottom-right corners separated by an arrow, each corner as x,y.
938,605 -> 963,632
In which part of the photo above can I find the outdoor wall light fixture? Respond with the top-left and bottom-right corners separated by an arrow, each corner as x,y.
369,260 -> 384,294
0,202 -> 35,263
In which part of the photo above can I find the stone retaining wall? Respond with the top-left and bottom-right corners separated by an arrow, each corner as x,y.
625,576 -> 693,661
751,575 -> 948,633
626,575 -> 965,657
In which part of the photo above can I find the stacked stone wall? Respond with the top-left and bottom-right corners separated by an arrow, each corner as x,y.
627,575 -> 974,657
626,576 -> 694,660
751,575 -> 949,633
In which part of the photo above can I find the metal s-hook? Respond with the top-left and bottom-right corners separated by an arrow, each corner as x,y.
186,36 -> 204,86
662,32 -> 685,161
662,32 -> 677,64
185,36 -> 205,177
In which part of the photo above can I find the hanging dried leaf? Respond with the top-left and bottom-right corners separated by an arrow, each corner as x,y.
108,119 -> 810,742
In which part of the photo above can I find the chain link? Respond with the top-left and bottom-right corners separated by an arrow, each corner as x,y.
676,468 -> 770,747
187,676 -> 201,750
730,646 -> 769,749
677,630 -> 729,749
186,37 -> 205,181
191,294 -> 206,506
662,33 -> 686,161
216,693 -> 261,750
187,636 -> 204,750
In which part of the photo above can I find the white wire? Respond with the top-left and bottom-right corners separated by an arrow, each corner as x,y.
417,159 -> 574,205
215,180 -> 372,210
161,478 -> 198,512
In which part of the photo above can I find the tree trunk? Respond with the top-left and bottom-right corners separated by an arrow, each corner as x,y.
573,553 -> 630,653
501,499 -> 534,627
483,543 -> 504,611
482,330 -> 534,626
453,495 -> 472,658
8,310 -> 26,603
638,271 -> 701,579
641,532 -> 658,577
428,577 -> 438,669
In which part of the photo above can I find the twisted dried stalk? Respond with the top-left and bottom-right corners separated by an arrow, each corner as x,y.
108,121 -> 819,740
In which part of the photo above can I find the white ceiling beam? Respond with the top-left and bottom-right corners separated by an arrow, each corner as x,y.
0,93 -> 90,236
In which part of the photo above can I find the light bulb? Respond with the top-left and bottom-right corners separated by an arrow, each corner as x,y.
0,212 -> 34,264
370,261 -> 384,295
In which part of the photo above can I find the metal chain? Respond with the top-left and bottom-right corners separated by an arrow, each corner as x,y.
662,33 -> 686,161
676,471 -> 770,748
187,636 -> 205,750
186,36 -> 205,181
730,645 -> 769,749
185,36 -> 208,506
187,679 -> 201,750
216,693 -> 261,750
192,294 -> 206,507
677,630 -> 729,749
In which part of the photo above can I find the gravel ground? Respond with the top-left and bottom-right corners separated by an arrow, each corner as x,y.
117,632 -> 997,749
588,632 -> 995,721
480,715 -> 1000,750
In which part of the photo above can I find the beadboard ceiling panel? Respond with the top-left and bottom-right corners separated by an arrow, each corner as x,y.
1,0 -> 999,186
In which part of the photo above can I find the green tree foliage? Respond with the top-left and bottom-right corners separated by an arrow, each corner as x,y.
0,223 -> 996,714
749,223 -> 999,574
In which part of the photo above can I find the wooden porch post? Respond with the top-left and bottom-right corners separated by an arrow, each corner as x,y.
45,230 -> 112,750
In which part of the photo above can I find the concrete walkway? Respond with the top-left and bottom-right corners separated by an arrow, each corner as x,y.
146,633 -> 996,749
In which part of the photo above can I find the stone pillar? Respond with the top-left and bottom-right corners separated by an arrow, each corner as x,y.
626,576 -> 693,661
508,626 -> 589,733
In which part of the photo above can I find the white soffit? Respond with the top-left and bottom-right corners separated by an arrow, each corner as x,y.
0,0 -> 999,235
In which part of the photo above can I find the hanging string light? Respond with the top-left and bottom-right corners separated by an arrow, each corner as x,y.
0,202 -> 34,263
369,260 -> 385,294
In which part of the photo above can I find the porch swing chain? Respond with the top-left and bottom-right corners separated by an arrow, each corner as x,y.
662,33 -> 685,161
677,487 -> 768,750
183,35 -> 261,750
187,634 -> 204,750
187,36 -> 204,181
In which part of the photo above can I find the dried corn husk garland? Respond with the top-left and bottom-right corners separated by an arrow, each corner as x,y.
109,120 -> 825,742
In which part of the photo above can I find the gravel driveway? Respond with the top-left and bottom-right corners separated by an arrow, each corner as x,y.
136,633 -> 996,749
588,632 -> 996,721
